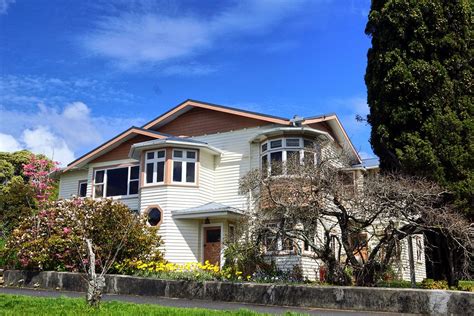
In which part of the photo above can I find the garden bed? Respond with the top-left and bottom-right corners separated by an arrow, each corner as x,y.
4,270 -> 474,314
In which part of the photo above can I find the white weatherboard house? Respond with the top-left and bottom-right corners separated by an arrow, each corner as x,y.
58,99 -> 426,281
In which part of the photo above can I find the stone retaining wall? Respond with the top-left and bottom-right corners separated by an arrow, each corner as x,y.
4,270 -> 473,314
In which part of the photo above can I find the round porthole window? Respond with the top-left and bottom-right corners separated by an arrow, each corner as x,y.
147,207 -> 161,226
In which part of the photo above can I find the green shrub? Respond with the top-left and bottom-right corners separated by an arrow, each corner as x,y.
457,280 -> 474,292
5,198 -> 163,272
376,279 -> 414,288
420,279 -> 449,290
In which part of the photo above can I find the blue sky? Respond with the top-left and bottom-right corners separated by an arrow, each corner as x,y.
0,0 -> 373,165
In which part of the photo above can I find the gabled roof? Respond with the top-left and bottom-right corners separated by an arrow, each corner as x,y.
63,99 -> 363,173
64,127 -> 169,171
142,99 -> 290,130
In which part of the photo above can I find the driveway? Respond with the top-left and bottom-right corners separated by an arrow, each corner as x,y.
0,287 -> 409,315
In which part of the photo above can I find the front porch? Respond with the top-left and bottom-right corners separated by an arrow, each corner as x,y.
171,202 -> 246,266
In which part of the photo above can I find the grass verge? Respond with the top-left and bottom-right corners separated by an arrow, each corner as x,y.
0,294 -> 304,315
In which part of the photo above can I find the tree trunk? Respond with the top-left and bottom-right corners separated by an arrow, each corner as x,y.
85,239 -> 105,307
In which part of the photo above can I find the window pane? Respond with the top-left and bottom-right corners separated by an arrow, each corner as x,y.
147,208 -> 161,226
261,143 -> 267,152
173,150 -> 183,158
129,180 -> 138,195
146,152 -> 154,160
186,162 -> 195,183
206,229 -> 221,242
304,151 -> 315,165
94,184 -> 103,197
79,182 -> 87,197
173,161 -> 182,182
157,161 -> 165,182
106,167 -> 128,196
186,151 -> 196,159
286,151 -> 300,174
157,150 -> 165,158
270,139 -> 282,149
130,166 -> 139,180
286,138 -> 300,147
270,151 -> 283,175
95,170 -> 104,183
261,155 -> 268,176
146,163 -> 154,183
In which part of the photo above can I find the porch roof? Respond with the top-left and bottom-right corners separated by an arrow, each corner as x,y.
171,202 -> 246,219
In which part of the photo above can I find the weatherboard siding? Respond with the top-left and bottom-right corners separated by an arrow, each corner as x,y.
58,169 -> 89,199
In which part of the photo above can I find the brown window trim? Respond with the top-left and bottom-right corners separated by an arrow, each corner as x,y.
144,205 -> 164,227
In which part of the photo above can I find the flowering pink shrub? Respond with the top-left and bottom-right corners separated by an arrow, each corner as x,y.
22,154 -> 59,206
5,198 -> 163,271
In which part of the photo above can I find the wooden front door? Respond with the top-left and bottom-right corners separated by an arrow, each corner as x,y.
203,227 -> 221,265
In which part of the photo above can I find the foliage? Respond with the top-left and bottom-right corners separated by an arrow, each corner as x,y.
223,236 -> 270,279
22,155 -> 59,205
365,0 -> 473,213
0,176 -> 37,235
0,151 -> 58,236
0,294 -> 273,316
457,280 -> 474,292
376,279 -> 414,288
114,259 -> 252,282
4,198 -> 163,272
420,278 -> 449,290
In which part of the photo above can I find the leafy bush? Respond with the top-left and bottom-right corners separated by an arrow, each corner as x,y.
5,198 -> 163,272
223,238 -> 271,279
376,279 -> 414,288
457,280 -> 474,292
420,279 -> 449,290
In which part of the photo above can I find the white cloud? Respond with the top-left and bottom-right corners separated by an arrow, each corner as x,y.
0,102 -> 144,166
161,63 -> 219,76
0,75 -> 138,109
0,0 -> 15,14
22,127 -> 75,166
0,133 -> 21,152
80,0 -> 307,69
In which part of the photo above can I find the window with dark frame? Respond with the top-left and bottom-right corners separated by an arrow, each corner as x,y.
78,180 -> 87,197
93,165 -> 139,198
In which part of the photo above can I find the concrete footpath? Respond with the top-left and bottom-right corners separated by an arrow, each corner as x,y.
0,287 -> 405,315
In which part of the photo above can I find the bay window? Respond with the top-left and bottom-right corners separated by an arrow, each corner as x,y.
172,149 -> 197,184
261,137 -> 318,175
145,150 -> 165,185
93,165 -> 139,198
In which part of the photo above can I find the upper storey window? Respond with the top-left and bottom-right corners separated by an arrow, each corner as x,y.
145,150 -> 166,185
172,149 -> 197,184
261,137 -> 319,175
94,165 -> 139,198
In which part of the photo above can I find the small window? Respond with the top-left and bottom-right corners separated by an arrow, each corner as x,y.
261,143 -> 268,152
286,138 -> 300,147
173,161 -> 182,182
270,139 -> 282,149
78,181 -> 87,197
145,150 -> 166,185
270,151 -> 283,175
304,139 -> 313,148
172,149 -> 197,184
147,207 -> 162,226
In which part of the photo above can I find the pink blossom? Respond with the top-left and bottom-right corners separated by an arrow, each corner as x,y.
63,227 -> 71,235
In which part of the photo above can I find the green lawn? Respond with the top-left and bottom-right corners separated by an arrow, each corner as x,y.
0,294 -> 303,315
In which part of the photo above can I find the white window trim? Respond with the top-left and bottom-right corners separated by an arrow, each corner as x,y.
93,165 -> 139,199
77,180 -> 88,198
260,137 -> 319,174
144,149 -> 166,186
171,149 -> 197,185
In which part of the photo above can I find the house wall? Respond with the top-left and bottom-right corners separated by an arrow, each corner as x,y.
58,169 -> 89,199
